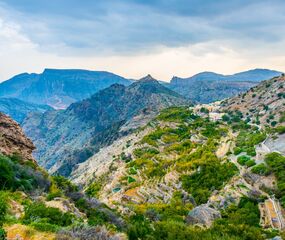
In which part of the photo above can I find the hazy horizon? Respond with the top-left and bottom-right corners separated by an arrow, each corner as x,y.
0,67 -> 283,84
0,0 -> 285,81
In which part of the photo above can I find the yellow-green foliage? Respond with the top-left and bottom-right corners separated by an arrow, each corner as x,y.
134,192 -> 193,222
234,129 -> 266,156
156,107 -> 197,123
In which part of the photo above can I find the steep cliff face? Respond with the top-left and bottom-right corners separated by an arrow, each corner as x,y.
0,112 -> 35,162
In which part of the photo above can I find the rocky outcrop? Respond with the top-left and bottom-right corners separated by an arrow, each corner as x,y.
0,112 -> 35,161
186,205 -> 221,227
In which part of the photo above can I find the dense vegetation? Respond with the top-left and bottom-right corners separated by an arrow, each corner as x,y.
0,153 -> 124,239
0,154 -> 49,192
233,130 -> 266,156
265,152 -> 285,206
181,159 -> 237,204
127,197 -> 265,240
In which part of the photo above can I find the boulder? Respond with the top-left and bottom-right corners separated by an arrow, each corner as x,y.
186,205 -> 221,227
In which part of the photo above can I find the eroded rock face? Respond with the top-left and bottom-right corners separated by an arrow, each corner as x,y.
186,205 -> 221,227
0,112 -> 35,161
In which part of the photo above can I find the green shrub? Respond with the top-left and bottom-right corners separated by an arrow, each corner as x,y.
46,191 -> 62,201
141,128 -> 165,146
133,147 -> 159,158
86,182 -> 101,198
251,164 -> 270,176
23,202 -> 74,227
237,155 -> 251,165
30,222 -> 59,232
245,160 -> 256,167
246,147 -> 257,157
0,155 -> 49,192
52,175 -> 78,193
275,126 -> 285,134
127,176 -> 136,184
233,147 -> 243,155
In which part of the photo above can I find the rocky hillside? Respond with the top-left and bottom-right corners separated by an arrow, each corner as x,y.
69,103 -> 285,239
22,76 -> 189,177
0,69 -> 131,109
221,74 -> 285,127
0,98 -> 52,123
168,69 -> 282,103
0,112 -> 35,162
0,112 -> 127,239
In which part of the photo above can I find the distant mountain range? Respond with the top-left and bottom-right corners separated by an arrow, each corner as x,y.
0,98 -> 52,123
0,68 -> 282,111
167,69 -> 282,103
0,69 -> 131,109
22,75 -> 188,176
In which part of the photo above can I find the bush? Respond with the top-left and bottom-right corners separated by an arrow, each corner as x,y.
275,126 -> 285,134
46,191 -> 62,201
0,155 -> 50,192
127,176 -> 136,184
85,182 -> 101,198
31,222 -> 59,232
246,147 -> 256,157
245,160 -> 256,168
23,202 -> 74,227
251,164 -> 270,176
234,147 -> 243,155
237,155 -> 251,165
52,175 -> 78,193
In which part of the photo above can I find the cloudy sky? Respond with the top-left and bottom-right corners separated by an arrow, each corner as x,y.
0,0 -> 285,81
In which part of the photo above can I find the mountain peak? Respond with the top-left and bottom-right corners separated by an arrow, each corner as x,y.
138,74 -> 157,83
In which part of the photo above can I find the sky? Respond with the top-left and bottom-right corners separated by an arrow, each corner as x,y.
0,0 -> 285,82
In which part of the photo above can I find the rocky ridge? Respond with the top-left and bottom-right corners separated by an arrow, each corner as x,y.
22,76 -> 189,177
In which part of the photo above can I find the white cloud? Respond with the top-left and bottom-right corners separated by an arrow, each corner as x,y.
0,1 -> 284,82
